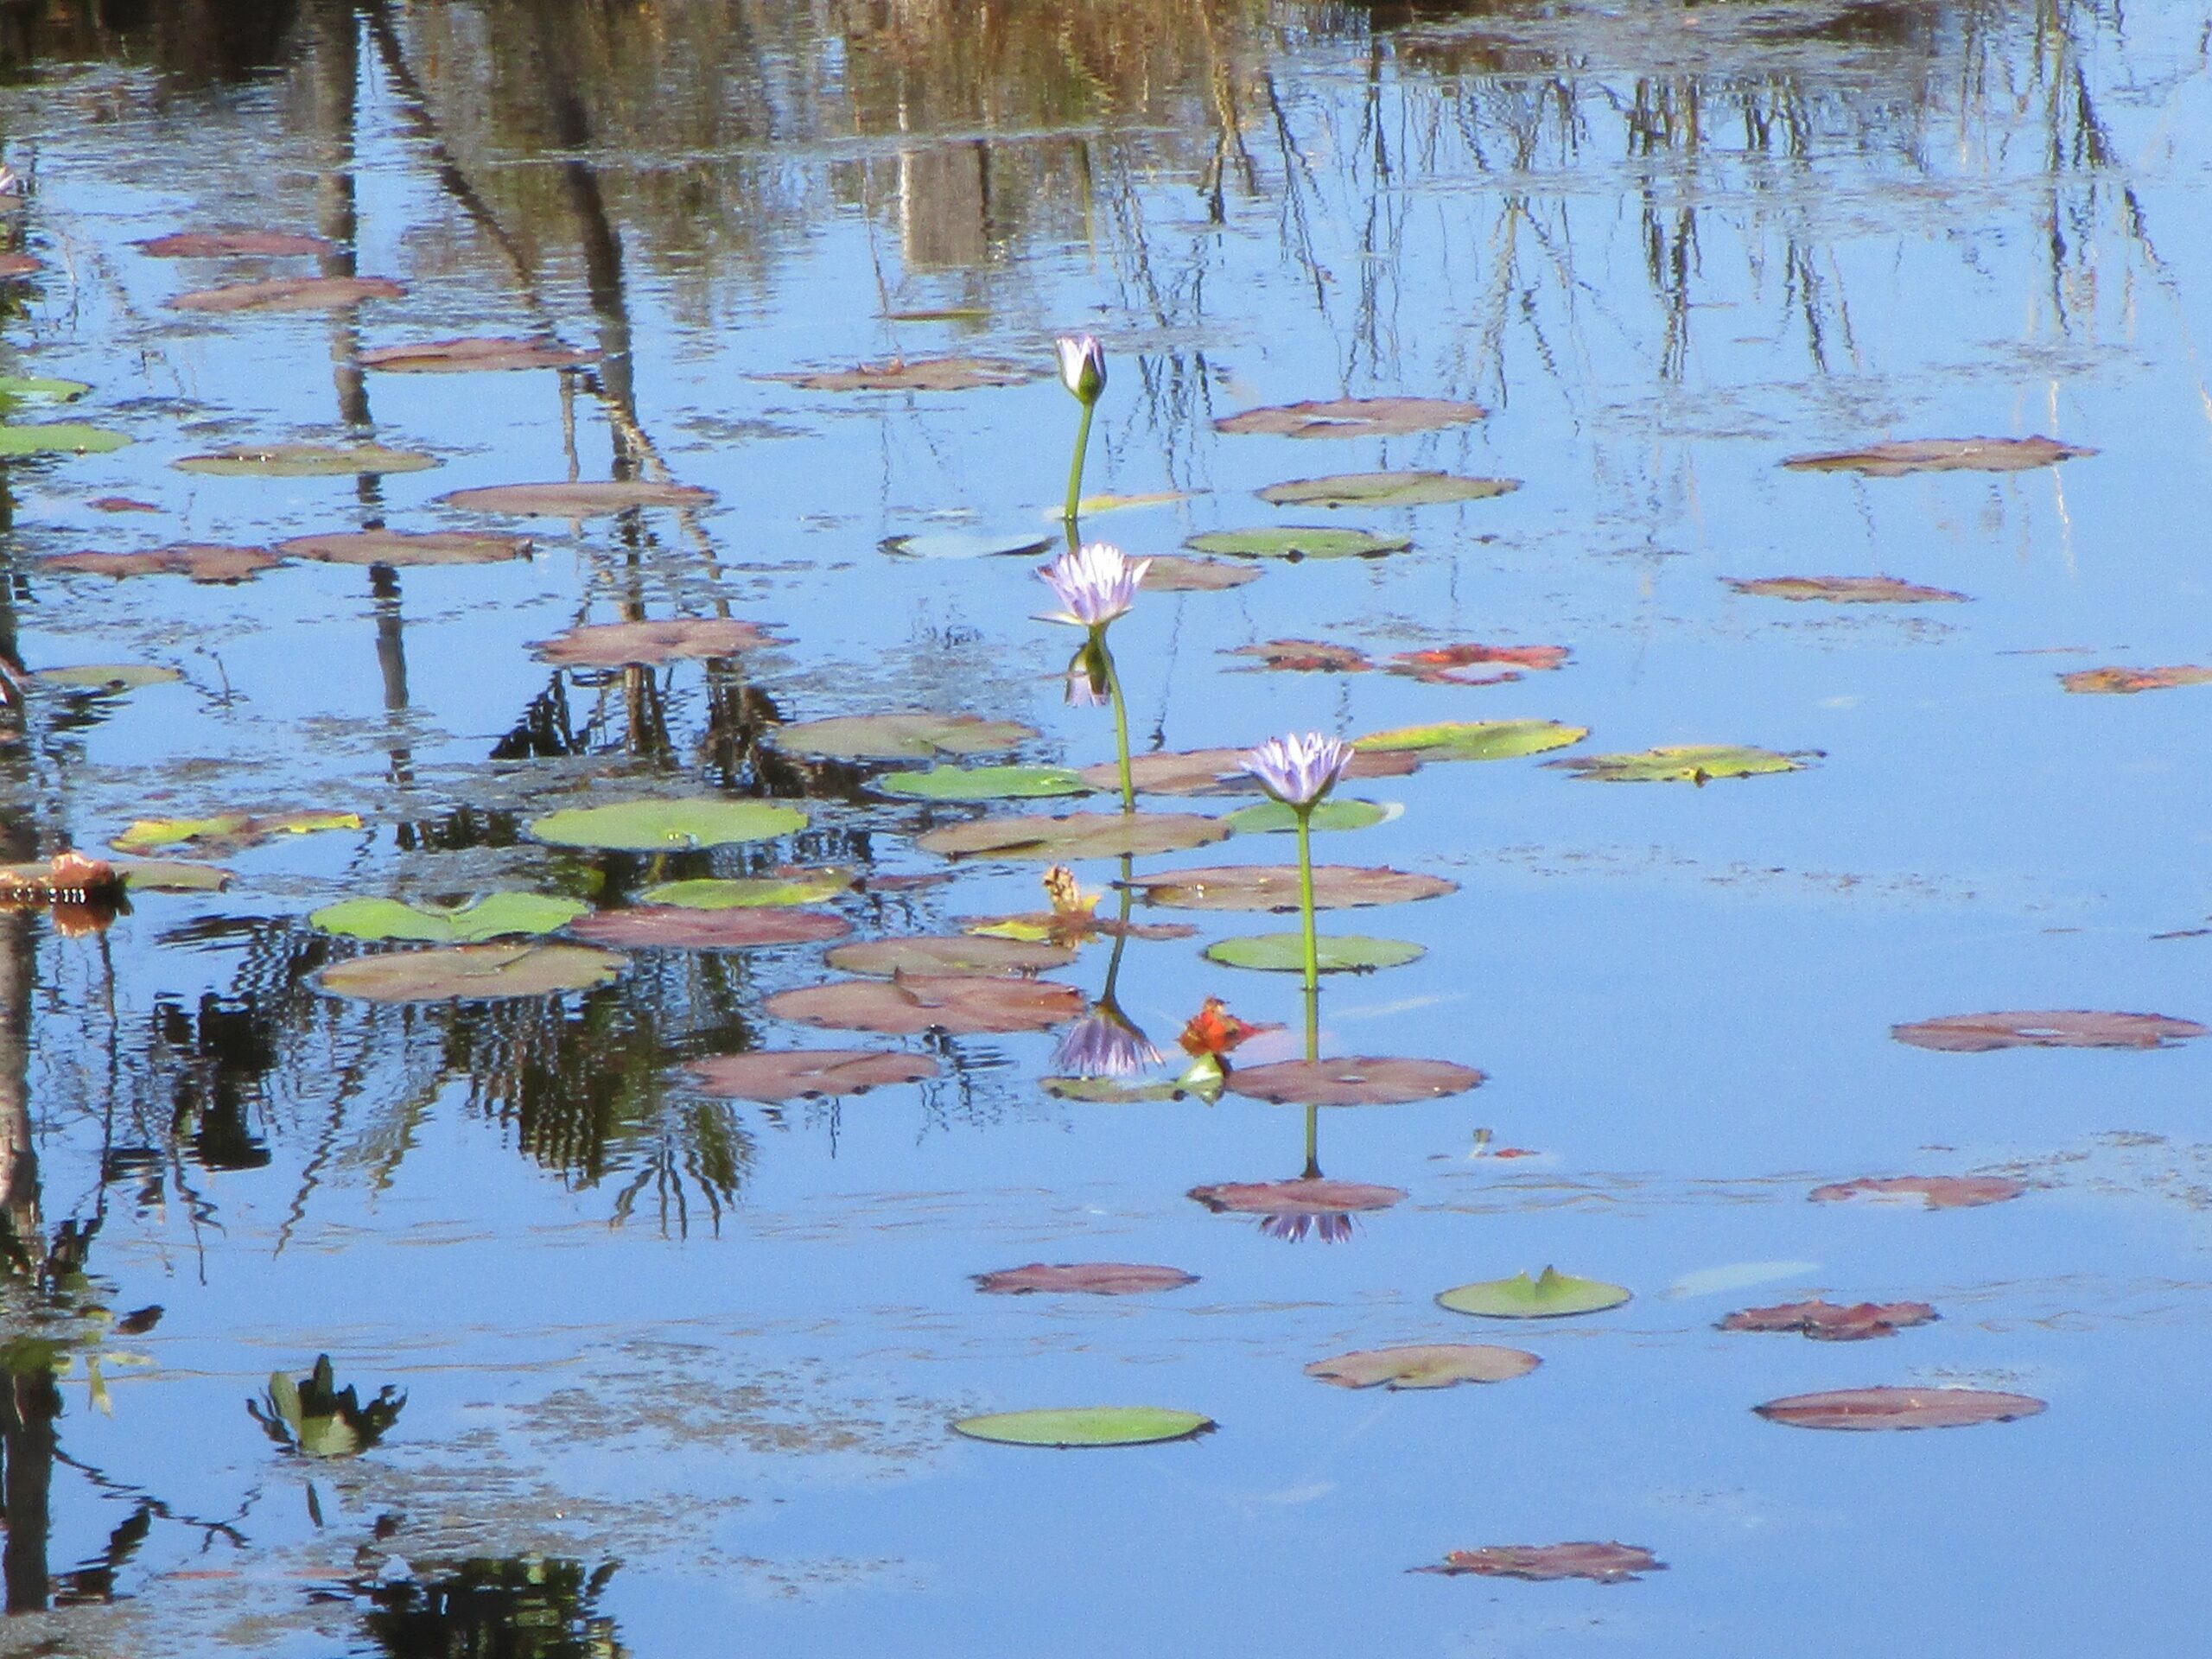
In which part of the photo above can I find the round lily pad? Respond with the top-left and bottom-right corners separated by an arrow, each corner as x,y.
1184,526 -> 1411,561
766,974 -> 1083,1035
568,906 -> 848,950
1042,1077 -> 1192,1103
277,531 -> 531,568
1214,397 -> 1485,439
0,376 -> 91,403
528,799 -> 807,852
530,619 -> 776,666
41,544 -> 280,583
1781,435 -> 2093,475
1123,864 -> 1456,912
137,230 -> 333,257
975,1263 -> 1198,1296
874,766 -> 1091,803
1228,1056 -> 1481,1105
174,443 -> 436,478
1188,1178 -> 1406,1217
950,1407 -> 1212,1447
1355,720 -> 1587,762
1891,1010 -> 2206,1052
1754,1387 -> 2046,1431
880,529 -> 1054,561
112,811 -> 360,857
1258,471 -> 1520,507
441,480 -> 715,516
915,811 -> 1230,862
1204,933 -> 1424,974
0,423 -> 130,457
1437,1268 -> 1630,1319
773,713 -> 1035,760
761,357 -> 1033,392
170,276 -> 404,313
1719,1300 -> 1937,1340
315,942 -> 626,1002
1545,745 -> 1811,783
684,1049 -> 937,1101
1306,1344 -> 1539,1389
309,893 -> 587,944
358,337 -> 597,373
35,664 -> 181,692
639,872 -> 855,908
1140,556 -> 1261,593
824,935 -> 1076,977
1223,799 -> 1391,835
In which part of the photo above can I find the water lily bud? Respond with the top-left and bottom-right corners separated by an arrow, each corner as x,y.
1054,334 -> 1106,405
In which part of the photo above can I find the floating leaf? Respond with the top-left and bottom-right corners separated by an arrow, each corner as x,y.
1782,435 -> 2094,475
309,893 -> 586,944
174,443 -> 435,477
1719,1300 -> 1938,1341
0,423 -> 130,457
530,619 -> 776,666
761,357 -> 1033,391
248,1355 -> 405,1459
1306,1344 -> 1539,1389
951,1407 -> 1211,1447
529,799 -> 805,852
0,376 -> 89,403
315,942 -> 626,1002
684,1049 -> 937,1101
975,1263 -> 1198,1296
1215,397 -> 1485,439
112,858 -> 233,893
87,496 -> 158,512
1042,1077 -> 1192,1102
1727,575 -> 1968,603
824,935 -> 1074,977
2060,664 -> 2212,695
1222,799 -> 1391,835
1437,1267 -> 1630,1319
1754,1387 -> 2046,1431
41,544 -> 280,583
359,336 -> 596,373
1184,526 -> 1411,561
1139,556 -> 1261,593
1077,746 -> 1416,797
277,530 -> 531,568
1355,720 -> 1586,762
1066,490 -> 1188,516
137,230 -> 333,257
963,912 -> 1194,944
0,255 -> 37,279
774,712 -> 1035,760
570,906 -> 848,950
111,811 -> 360,857
1258,470 -> 1519,507
916,811 -> 1230,862
1417,1543 -> 1662,1583
1809,1175 -> 2025,1210
1228,639 -> 1372,673
881,305 -> 992,322
766,974 -> 1083,1035
880,529 -> 1054,561
1229,1056 -> 1481,1106
1124,864 -> 1455,912
1387,644 -> 1570,686
1189,1178 -> 1407,1217
1205,933 -> 1423,973
639,871 -> 855,908
874,765 -> 1091,802
35,664 -> 181,692
1546,745 -> 1811,784
1891,1010 -> 2205,1052
170,276 -> 405,313
442,480 -> 715,516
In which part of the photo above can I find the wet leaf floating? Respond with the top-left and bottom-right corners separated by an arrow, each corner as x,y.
1387,644 -> 1571,686
35,664 -> 181,691
1124,864 -> 1456,912
1042,1077 -> 1192,1103
1214,396 -> 1486,439
880,529 -> 1055,562
0,375 -> 90,403
773,712 -> 1035,760
2059,664 -> 2212,695
874,765 -> 1092,803
569,906 -> 848,950
277,531 -> 531,569
1755,1387 -> 2047,1432
442,480 -> 715,517
1184,526 -> 1412,562
315,942 -> 626,1003
41,544 -> 281,584
0,423 -> 130,457
765,974 -> 1084,1035
824,934 -> 1075,977
529,619 -> 778,667
1726,575 -> 1969,604
1354,720 -> 1586,763
914,811 -> 1231,862
684,1049 -> 938,1102
1138,556 -> 1262,593
309,893 -> 587,944
963,912 -> 1195,944
1077,747 -> 1415,797
1306,1344 -> 1539,1390
358,337 -> 598,373
950,1407 -> 1212,1448
1809,1174 -> 2025,1210
761,357 -> 1033,391
86,497 -> 158,512
1416,1543 -> 1663,1584
109,858 -> 234,893
528,799 -> 807,852
1223,799 -> 1391,835
1189,1178 -> 1408,1217
249,1355 -> 405,1459
1258,471 -> 1520,507
1546,745 -> 1812,784
174,443 -> 436,478
136,230 -> 333,257
1719,1300 -> 1938,1341
639,871 -> 856,908
1437,1268 -> 1630,1319
1205,933 -> 1424,974
1229,1056 -> 1482,1106
1066,490 -> 1188,516
111,811 -> 361,857
974,1263 -> 1198,1296
1891,1010 -> 2206,1052
169,275 -> 405,313
1780,435 -> 2094,475
0,254 -> 41,278
1229,639 -> 1373,673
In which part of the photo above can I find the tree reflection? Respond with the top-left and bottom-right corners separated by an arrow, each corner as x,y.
361,1555 -> 626,1659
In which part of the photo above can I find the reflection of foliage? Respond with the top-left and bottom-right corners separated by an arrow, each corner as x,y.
249,1353 -> 407,1458
361,1555 -> 624,1659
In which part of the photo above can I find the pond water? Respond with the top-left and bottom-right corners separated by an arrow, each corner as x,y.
0,0 -> 2208,1651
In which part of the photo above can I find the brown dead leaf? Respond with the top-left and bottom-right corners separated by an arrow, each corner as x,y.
530,619 -> 779,666
1122,864 -> 1456,912
1417,1543 -> 1663,1583
1755,1387 -> 2046,1431
1718,1300 -> 1938,1340
567,906 -> 848,950
764,974 -> 1083,1035
87,497 -> 160,513
1892,1010 -> 2206,1052
1229,639 -> 1373,673
684,1049 -> 938,1101
1726,575 -> 1968,603
1306,1344 -> 1539,1389
974,1263 -> 1198,1295
1780,435 -> 2094,475
1227,1056 -> 1483,1106
359,336 -> 597,373
137,230 -> 333,257
1386,643 -> 1569,685
41,544 -> 282,584
1187,1178 -> 1407,1216
1140,556 -> 1262,593
2059,664 -> 2212,695
276,531 -> 531,569
1808,1175 -> 2025,1210
170,276 -> 405,313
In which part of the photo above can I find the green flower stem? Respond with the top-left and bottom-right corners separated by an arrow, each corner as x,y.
1100,631 -> 1135,815
1063,398 -> 1096,524
1101,857 -> 1135,1003
1303,1102 -> 1319,1179
1294,803 -> 1319,996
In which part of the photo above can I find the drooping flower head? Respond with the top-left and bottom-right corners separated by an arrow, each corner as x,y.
1051,999 -> 1163,1080
1053,334 -> 1107,405
0,164 -> 22,200
1036,541 -> 1152,631
1239,731 -> 1353,809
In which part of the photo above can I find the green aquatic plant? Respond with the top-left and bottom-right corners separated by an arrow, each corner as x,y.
1237,733 -> 1354,1000
1053,334 -> 1106,523
1035,541 -> 1150,812
248,1353 -> 407,1458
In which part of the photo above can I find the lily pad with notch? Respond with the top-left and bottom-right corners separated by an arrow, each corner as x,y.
1205,933 -> 1423,974
1719,1300 -> 1937,1341
530,619 -> 778,666
1259,470 -> 1519,507
0,423 -> 130,457
568,905 -> 849,950
766,974 -> 1084,1035
773,712 -> 1035,760
528,798 -> 807,852
309,893 -> 587,944
315,942 -> 626,1003
1437,1268 -> 1630,1319
1306,1344 -> 1539,1390
1215,397 -> 1485,439
1123,863 -> 1455,912
684,1049 -> 937,1101
175,443 -> 435,478
880,529 -> 1054,561
1223,799 -> 1392,835
916,811 -> 1230,861
41,544 -> 281,583
0,376 -> 90,404
1185,526 -> 1411,561
950,1406 -> 1212,1448
1546,745 -> 1812,784
874,765 -> 1091,803
1355,720 -> 1586,762
1229,1056 -> 1481,1106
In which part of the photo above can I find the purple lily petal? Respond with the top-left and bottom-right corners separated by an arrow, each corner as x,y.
1238,731 -> 1354,807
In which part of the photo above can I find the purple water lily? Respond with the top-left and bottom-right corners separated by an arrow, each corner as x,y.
1036,541 -> 1152,632
1052,1000 -> 1164,1079
1239,732 -> 1353,808
1054,334 -> 1107,405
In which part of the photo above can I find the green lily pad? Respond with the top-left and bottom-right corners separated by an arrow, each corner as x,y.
308,893 -> 587,944
1043,1077 -> 1192,1103
880,530 -> 1055,561
113,858 -> 233,892
775,713 -> 1036,760
173,442 -> 435,478
1204,933 -> 1425,973
1257,471 -> 1520,507
1184,526 -> 1411,561
874,766 -> 1092,803
824,934 -> 1076,977
1355,720 -> 1587,762
315,942 -> 626,1003
1546,745 -> 1812,783
111,811 -> 361,857
916,811 -> 1230,861
528,799 -> 807,852
950,1406 -> 1213,1447
1437,1267 -> 1631,1319
0,376 -> 89,404
639,871 -> 856,908
0,423 -> 130,457
1224,799 -> 1391,835
35,664 -> 181,692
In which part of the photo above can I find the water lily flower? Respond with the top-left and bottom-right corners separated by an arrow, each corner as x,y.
1052,999 -> 1163,1079
1239,731 -> 1353,808
1054,334 -> 1107,406
1037,541 -> 1152,631
0,164 -> 21,199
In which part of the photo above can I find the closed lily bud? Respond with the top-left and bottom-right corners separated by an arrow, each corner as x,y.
1053,334 -> 1106,405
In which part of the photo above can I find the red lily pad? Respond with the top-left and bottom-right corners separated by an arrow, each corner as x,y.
1227,1056 -> 1483,1106
1306,1344 -> 1539,1389
1214,396 -> 1485,439
1755,1387 -> 2046,1431
1140,556 -> 1261,593
1891,1010 -> 2206,1052
1387,643 -> 1569,686
824,935 -> 1076,977
974,1263 -> 1198,1296
1188,1178 -> 1406,1216
170,276 -> 406,313
567,906 -> 848,950
1229,639 -> 1372,673
0,254 -> 41,278
443,480 -> 715,517
1808,1175 -> 2025,1210
276,530 -> 531,568
684,1048 -> 938,1101
41,544 -> 282,584
1719,1300 -> 1938,1340
1122,864 -> 1456,912
1417,1543 -> 1662,1583
359,337 -> 596,373
915,811 -> 1230,862
759,357 -> 1033,391
1781,435 -> 2094,475
87,497 -> 160,513
765,974 -> 1084,1035
1076,747 -> 1414,797
530,619 -> 778,666
2059,664 -> 2212,695
1726,575 -> 1968,603
137,230 -> 333,257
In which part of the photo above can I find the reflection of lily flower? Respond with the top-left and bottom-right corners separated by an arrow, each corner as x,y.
1259,1211 -> 1357,1244
1053,334 -> 1107,405
1037,542 -> 1152,631
1052,999 -> 1163,1078
1238,731 -> 1353,808
0,164 -> 21,199
1062,639 -> 1109,706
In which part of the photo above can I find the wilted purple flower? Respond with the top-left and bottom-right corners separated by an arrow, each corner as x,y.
1239,731 -> 1353,808
1036,541 -> 1152,631
1053,334 -> 1106,405
1051,1000 -> 1163,1079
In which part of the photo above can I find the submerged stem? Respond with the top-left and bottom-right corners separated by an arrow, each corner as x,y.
1101,632 -> 1135,814
1062,399 -> 1096,524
